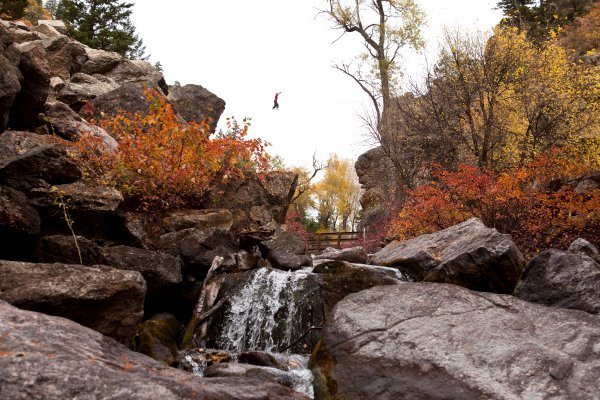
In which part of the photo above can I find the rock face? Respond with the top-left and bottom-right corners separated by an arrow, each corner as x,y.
167,83 -> 225,132
371,218 -> 525,293
0,260 -> 145,345
162,208 -> 233,233
0,186 -> 41,260
354,146 -> 397,232
311,283 -> 600,400
515,247 -> 600,314
204,172 -> 298,232
0,300 -> 308,400
0,25 -> 21,132
0,130 -> 81,191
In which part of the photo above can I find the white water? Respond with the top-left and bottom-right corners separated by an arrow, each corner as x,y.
218,267 -> 312,353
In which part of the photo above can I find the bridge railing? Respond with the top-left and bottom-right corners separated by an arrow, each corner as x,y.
307,231 -> 360,252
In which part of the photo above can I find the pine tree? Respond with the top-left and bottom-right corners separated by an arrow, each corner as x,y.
496,0 -> 536,30
55,0 -> 146,59
44,0 -> 58,17
0,0 -> 29,20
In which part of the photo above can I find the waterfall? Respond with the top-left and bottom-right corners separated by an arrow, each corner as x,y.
218,267 -> 312,353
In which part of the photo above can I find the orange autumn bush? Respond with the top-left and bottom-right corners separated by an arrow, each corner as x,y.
74,88 -> 269,210
388,150 -> 600,256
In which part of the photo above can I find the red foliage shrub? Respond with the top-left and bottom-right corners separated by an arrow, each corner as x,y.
73,88 -> 269,210
389,150 -> 600,257
285,208 -> 310,244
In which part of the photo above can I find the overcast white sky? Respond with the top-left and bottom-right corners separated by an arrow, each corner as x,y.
131,1 -> 503,168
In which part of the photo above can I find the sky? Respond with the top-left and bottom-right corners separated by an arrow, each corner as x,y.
131,1 -> 503,168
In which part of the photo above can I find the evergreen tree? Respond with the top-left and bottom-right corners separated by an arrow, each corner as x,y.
497,0 -> 536,30
0,0 -> 29,20
44,0 -> 58,17
55,0 -> 146,59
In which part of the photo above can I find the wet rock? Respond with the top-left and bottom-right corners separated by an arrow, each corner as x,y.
56,72 -> 118,109
311,283 -> 600,400
0,131 -> 81,191
239,351 -> 291,370
177,348 -> 233,374
371,218 -> 525,293
205,171 -> 297,232
162,209 -> 233,233
135,313 -> 182,366
0,300 -> 308,400
33,234 -> 104,264
515,248 -> 600,314
100,245 -> 183,306
314,260 -> 406,316
0,186 -> 41,260
167,83 -> 225,131
204,363 -> 296,388
259,229 -> 312,271
44,100 -> 117,149
313,246 -> 368,264
0,260 -> 145,345
10,41 -> 50,129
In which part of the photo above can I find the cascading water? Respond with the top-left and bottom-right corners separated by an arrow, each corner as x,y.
218,267 -> 314,353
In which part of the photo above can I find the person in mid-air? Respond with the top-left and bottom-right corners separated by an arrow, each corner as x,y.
272,92 -> 281,110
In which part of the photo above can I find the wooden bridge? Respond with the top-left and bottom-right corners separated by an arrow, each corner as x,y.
307,231 -> 360,253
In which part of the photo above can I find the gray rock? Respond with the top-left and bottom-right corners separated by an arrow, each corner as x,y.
44,100 -> 117,149
204,171 -> 298,232
81,47 -> 122,75
0,130 -> 81,191
33,23 -> 62,38
56,72 -> 118,109
0,25 -> 21,132
105,59 -> 168,94
162,208 -> 233,233
42,35 -> 88,80
33,234 -> 104,265
159,227 -> 238,275
0,260 -> 145,345
568,238 -> 600,264
135,312 -> 182,366
122,211 -> 161,250
100,245 -> 183,301
515,249 -> 600,314
204,363 -> 297,389
0,186 -> 41,259
0,300 -> 308,400
311,283 -> 600,400
167,83 -> 225,131
9,41 -> 50,129
37,19 -> 68,35
314,260 -> 406,316
260,229 -> 312,271
314,246 -> 368,264
371,218 -> 525,293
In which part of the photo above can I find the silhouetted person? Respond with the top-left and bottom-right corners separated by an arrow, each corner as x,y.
272,92 -> 281,110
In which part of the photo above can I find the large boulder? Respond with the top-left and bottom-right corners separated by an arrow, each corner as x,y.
0,24 -> 22,132
32,234 -> 104,264
43,100 -> 117,149
313,246 -> 368,264
81,47 -> 122,75
311,283 -> 600,400
162,208 -> 233,233
28,181 -> 124,239
0,260 -> 145,345
515,247 -> 600,314
371,218 -> 525,293
313,260 -> 406,316
56,72 -> 119,109
0,186 -> 41,260
9,41 -> 50,129
135,312 -> 182,366
0,131 -> 81,191
42,35 -> 88,80
0,300 -> 308,400
259,229 -> 312,271
167,83 -> 225,132
104,59 -> 168,94
204,171 -> 298,232
100,245 -> 183,307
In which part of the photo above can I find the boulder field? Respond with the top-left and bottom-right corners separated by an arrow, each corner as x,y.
1,16 -> 599,400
